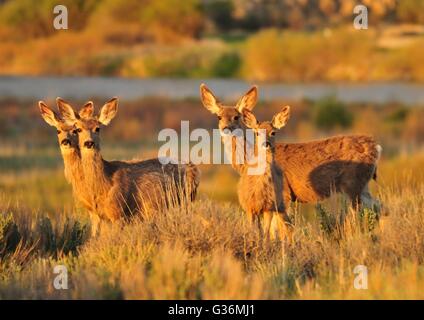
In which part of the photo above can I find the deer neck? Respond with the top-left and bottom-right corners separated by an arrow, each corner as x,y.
81,150 -> 112,202
221,134 -> 251,174
61,149 -> 90,206
61,149 -> 81,183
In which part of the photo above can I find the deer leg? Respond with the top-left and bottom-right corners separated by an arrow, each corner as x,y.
273,211 -> 294,244
263,211 -> 273,241
360,184 -> 381,213
246,210 -> 254,227
89,212 -> 101,238
256,214 -> 264,239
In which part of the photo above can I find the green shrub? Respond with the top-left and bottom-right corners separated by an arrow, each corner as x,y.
316,204 -> 337,237
212,52 -> 240,77
314,96 -> 353,131
204,0 -> 234,31
0,213 -> 21,258
56,219 -> 89,255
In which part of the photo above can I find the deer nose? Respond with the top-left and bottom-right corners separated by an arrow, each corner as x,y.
262,141 -> 271,149
61,139 -> 71,146
222,127 -> 232,135
84,141 -> 95,149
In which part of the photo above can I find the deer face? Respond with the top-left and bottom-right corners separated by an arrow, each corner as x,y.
58,97 -> 118,153
200,84 -> 258,136
38,101 -> 79,154
242,106 -> 291,153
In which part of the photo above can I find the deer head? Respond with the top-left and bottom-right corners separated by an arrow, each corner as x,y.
200,83 -> 258,136
38,100 -> 79,155
242,106 -> 290,153
58,97 -> 118,153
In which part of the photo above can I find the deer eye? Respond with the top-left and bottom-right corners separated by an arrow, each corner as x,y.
217,116 -> 222,121
95,127 -> 100,133
271,132 -> 276,136
57,130 -> 61,134
233,116 -> 239,121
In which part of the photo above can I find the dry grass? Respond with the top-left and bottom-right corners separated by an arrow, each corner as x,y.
1,148 -> 424,299
0,96 -> 423,299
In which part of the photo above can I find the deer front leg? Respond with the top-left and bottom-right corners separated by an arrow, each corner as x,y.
246,211 -> 263,238
256,214 -> 264,239
89,212 -> 101,238
273,211 -> 294,244
263,211 -> 273,241
246,210 -> 254,227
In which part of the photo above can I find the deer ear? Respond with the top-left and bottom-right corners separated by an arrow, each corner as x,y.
200,84 -> 221,114
38,101 -> 59,127
242,109 -> 258,129
79,101 -> 94,119
272,106 -> 290,129
98,97 -> 118,126
56,97 -> 77,123
236,85 -> 258,112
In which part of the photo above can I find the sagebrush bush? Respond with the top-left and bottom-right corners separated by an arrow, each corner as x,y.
313,96 -> 353,131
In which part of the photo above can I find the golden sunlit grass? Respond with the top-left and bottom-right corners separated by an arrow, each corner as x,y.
1,147 -> 424,299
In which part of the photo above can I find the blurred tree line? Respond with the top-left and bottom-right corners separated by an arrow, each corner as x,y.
1,0 -> 424,80
1,0 -> 424,41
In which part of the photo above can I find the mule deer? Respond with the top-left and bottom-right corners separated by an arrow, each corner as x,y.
59,97 -> 200,228
38,100 -> 94,214
238,108 -> 293,241
199,83 -> 381,212
200,83 -> 257,175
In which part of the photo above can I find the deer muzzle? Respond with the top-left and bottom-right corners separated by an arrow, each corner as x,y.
84,141 -> 95,149
61,139 -> 71,146
262,141 -> 271,149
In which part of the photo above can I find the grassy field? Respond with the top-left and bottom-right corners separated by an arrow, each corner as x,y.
1,136 -> 424,299
1,96 -> 424,299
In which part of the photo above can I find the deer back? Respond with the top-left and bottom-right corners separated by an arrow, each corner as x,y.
275,135 -> 380,202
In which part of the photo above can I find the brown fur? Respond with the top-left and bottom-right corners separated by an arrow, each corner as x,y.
38,100 -> 92,212
200,84 -> 256,174
199,84 -> 382,212
58,98 -> 200,230
275,135 -> 380,206
237,108 -> 292,241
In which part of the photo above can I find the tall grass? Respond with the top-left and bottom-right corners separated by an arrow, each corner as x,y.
1,96 -> 423,299
1,152 -> 424,299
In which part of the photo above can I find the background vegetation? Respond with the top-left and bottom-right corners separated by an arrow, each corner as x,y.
1,0 -> 424,81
